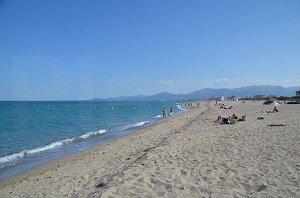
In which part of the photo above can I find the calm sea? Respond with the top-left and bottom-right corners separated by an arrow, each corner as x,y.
0,101 -> 185,179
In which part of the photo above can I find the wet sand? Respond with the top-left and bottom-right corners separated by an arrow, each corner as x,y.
0,101 -> 299,197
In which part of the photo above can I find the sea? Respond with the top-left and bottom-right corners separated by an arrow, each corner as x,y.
0,101 -> 186,179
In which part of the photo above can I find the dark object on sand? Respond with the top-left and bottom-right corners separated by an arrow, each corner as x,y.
222,118 -> 230,124
255,184 -> 268,192
268,124 -> 286,127
232,114 -> 238,120
238,115 -> 247,121
263,100 -> 273,105
287,101 -> 300,104
257,116 -> 264,120
96,181 -> 106,188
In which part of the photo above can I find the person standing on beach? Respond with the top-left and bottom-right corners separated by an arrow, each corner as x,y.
169,107 -> 173,116
162,108 -> 167,118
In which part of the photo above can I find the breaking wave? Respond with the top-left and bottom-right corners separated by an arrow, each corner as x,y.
116,121 -> 149,131
0,129 -> 106,167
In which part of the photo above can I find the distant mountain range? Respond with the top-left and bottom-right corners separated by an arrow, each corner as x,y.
91,85 -> 300,101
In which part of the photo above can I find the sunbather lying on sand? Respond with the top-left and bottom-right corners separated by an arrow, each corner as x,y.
220,105 -> 233,109
238,115 -> 247,121
214,114 -> 246,124
266,107 -> 279,113
214,115 -> 224,123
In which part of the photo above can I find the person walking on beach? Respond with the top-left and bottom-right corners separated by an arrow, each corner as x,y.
162,108 -> 167,118
169,107 -> 173,116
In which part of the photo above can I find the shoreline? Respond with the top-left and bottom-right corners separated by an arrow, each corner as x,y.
1,101 -> 299,197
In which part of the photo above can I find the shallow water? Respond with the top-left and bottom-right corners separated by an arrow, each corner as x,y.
0,100 -> 184,179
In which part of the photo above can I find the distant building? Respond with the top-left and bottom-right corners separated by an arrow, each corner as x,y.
210,96 -> 222,101
227,96 -> 238,101
296,91 -> 300,96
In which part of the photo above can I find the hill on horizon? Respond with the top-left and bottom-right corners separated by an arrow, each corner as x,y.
91,85 -> 300,101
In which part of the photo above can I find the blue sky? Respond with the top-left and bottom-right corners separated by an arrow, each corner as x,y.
0,0 -> 299,100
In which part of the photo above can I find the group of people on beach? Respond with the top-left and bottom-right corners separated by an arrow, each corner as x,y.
218,103 -> 233,109
214,101 -> 282,125
182,102 -> 201,108
162,107 -> 173,118
215,114 -> 247,124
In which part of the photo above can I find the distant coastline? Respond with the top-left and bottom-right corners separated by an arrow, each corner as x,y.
90,85 -> 300,101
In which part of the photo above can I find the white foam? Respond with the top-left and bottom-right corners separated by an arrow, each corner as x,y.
28,141 -> 65,155
154,115 -> 162,118
176,104 -> 187,112
0,129 -> 106,166
118,121 -> 149,131
128,121 -> 149,128
78,129 -> 106,139
0,152 -> 25,164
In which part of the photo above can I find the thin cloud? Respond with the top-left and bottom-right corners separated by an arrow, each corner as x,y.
282,78 -> 300,84
253,79 -> 274,84
215,78 -> 239,82
155,80 -> 176,86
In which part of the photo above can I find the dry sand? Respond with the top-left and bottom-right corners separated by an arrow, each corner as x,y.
0,101 -> 299,197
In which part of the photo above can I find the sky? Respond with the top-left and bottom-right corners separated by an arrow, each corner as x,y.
0,0 -> 300,100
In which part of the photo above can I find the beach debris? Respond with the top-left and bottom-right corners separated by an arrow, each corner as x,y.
257,116 -> 264,120
96,181 -> 106,188
268,124 -> 286,127
137,154 -> 147,161
126,157 -> 132,160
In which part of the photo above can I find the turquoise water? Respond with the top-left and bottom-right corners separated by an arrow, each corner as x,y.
0,101 -> 184,179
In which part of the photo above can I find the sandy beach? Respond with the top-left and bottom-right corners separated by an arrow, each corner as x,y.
0,101 -> 299,197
